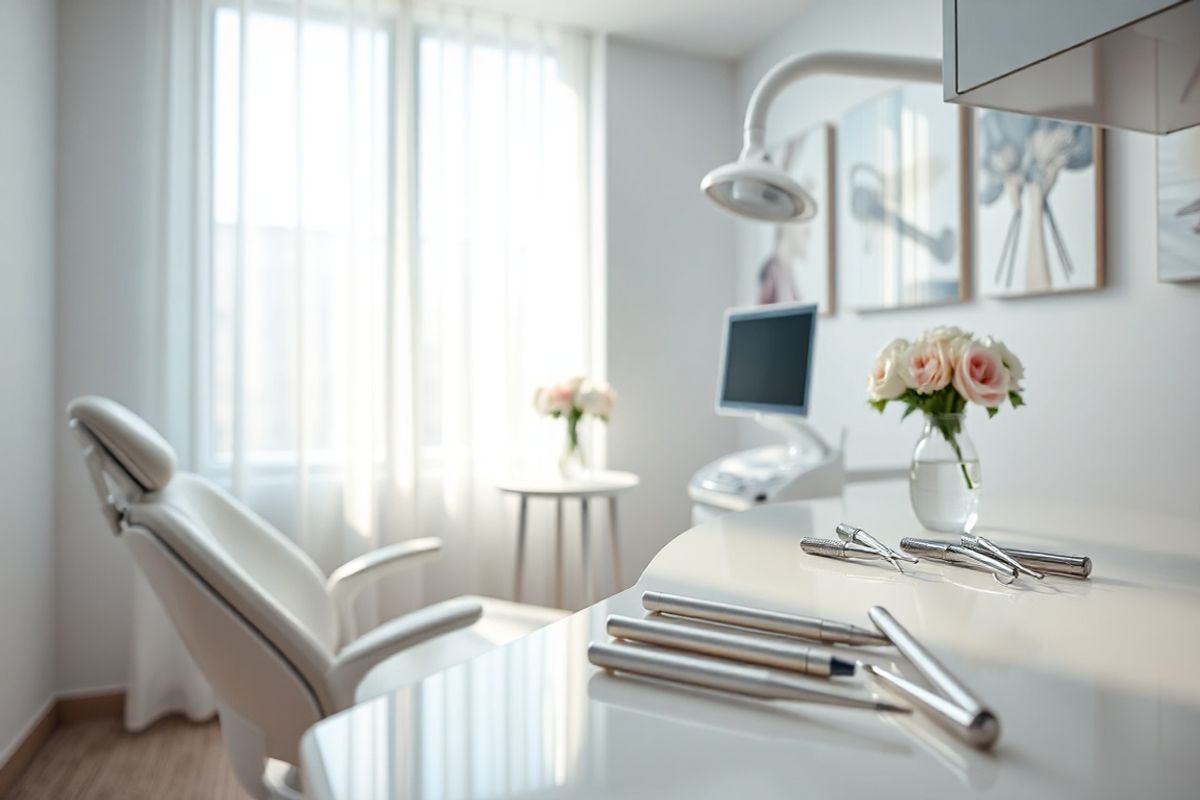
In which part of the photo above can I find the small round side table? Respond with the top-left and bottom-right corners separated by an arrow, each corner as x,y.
497,470 -> 640,607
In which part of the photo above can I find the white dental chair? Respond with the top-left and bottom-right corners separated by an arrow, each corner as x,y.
67,396 -> 566,799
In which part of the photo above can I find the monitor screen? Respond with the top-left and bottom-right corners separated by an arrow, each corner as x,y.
717,303 -> 816,417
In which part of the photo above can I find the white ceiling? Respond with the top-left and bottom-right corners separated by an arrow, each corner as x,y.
444,0 -> 811,61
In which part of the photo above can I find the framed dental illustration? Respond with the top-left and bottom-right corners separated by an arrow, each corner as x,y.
974,109 -> 1106,297
751,124 -> 835,313
1157,126 -> 1200,283
837,85 -> 969,311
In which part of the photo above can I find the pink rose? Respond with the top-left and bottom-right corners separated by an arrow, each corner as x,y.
953,342 -> 1011,407
899,340 -> 953,394
548,384 -> 575,414
533,383 -> 576,415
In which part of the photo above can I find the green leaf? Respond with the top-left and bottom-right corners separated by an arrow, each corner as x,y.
900,404 -> 918,420
868,399 -> 888,413
1009,391 -> 1025,409
986,406 -> 999,418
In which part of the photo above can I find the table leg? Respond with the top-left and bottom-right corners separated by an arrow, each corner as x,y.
555,499 -> 564,609
608,496 -> 622,593
580,498 -> 593,605
514,495 -> 528,602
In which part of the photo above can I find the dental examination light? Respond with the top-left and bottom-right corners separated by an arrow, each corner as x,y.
701,51 -> 941,222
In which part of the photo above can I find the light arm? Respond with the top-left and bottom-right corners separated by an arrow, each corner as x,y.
326,537 -> 443,643
325,598 -> 483,709
741,51 -> 942,154
706,51 -> 943,222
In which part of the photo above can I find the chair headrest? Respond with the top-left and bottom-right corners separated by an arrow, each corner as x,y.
67,396 -> 177,492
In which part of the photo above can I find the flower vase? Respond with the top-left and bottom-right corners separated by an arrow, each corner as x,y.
909,413 -> 981,533
559,412 -> 587,479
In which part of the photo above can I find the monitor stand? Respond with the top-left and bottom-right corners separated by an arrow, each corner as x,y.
753,413 -> 833,465
688,414 -> 845,517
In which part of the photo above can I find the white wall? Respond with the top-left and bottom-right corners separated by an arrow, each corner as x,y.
0,0 -> 59,760
54,0 -> 163,692
736,0 -> 1200,518
605,38 -> 740,585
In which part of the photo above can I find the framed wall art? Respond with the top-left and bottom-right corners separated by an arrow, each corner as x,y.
837,84 -> 968,311
975,109 -> 1105,297
1157,126 -> 1200,283
751,123 -> 835,313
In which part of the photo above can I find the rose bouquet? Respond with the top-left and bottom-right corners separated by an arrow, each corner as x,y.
868,327 -> 1025,491
534,377 -> 616,477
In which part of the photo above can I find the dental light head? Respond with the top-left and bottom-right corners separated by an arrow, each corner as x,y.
702,51 -> 942,223
701,154 -> 815,222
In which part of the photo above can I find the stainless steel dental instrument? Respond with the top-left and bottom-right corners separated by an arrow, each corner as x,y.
899,537 -> 1018,584
800,538 -> 892,564
867,606 -> 997,740
862,663 -> 1000,749
642,591 -> 891,647
836,522 -> 919,568
587,641 -> 908,712
961,534 -> 1045,580
606,614 -> 857,677
987,544 -> 1092,578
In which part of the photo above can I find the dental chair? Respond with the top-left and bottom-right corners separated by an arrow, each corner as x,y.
67,396 -> 567,799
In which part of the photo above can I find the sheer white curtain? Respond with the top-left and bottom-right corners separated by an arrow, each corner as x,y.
140,0 -> 596,727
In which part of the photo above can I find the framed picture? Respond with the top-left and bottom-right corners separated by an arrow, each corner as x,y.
975,110 -> 1105,297
1157,126 -> 1200,282
751,124 -> 835,313
837,85 -> 968,311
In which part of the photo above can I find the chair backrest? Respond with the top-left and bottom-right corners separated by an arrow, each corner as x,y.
67,396 -> 341,763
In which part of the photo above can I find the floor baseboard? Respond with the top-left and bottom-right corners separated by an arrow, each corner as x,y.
0,690 -> 126,795
57,692 -> 126,725
0,702 -> 58,797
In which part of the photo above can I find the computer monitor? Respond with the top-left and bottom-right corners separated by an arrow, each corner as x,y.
716,302 -> 817,417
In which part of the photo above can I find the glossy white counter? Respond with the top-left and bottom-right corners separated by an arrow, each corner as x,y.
301,481 -> 1200,799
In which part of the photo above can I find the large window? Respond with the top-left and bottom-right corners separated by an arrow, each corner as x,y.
203,3 -> 595,498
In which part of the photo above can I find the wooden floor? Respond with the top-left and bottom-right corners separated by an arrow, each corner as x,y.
6,717 -> 246,800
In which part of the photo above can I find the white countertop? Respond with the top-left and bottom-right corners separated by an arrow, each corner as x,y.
301,481 -> 1200,799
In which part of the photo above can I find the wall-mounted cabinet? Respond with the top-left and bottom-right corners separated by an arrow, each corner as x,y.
943,0 -> 1200,134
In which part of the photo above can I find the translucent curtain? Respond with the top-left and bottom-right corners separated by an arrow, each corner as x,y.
406,8 -> 595,606
131,0 -> 217,731
204,0 -> 401,579
181,0 -> 594,615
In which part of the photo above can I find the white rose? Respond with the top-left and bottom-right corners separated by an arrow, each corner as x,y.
577,380 -> 616,419
899,339 -> 954,394
867,338 -> 909,401
979,335 -> 1024,387
923,326 -> 967,345
948,333 -> 973,362
533,387 -> 552,415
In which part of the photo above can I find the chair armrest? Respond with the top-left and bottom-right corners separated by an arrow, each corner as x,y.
327,537 -> 442,641
325,598 -> 483,709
